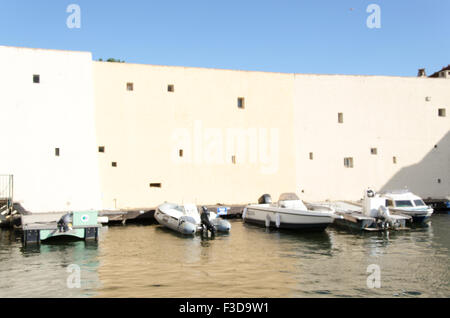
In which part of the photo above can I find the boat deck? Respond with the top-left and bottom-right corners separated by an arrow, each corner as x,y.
21,213 -> 100,231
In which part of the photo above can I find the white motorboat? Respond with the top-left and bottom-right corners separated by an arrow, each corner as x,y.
155,203 -> 231,235
331,189 -> 411,231
242,193 -> 337,231
381,190 -> 434,223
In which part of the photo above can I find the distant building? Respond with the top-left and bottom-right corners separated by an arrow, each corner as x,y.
429,65 -> 450,78
1,46 -> 449,213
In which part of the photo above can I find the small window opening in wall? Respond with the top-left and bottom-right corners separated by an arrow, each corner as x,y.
33,74 -> 40,84
338,113 -> 344,124
126,82 -> 134,91
437,179 -> 442,184
168,84 -> 175,92
425,96 -> 431,102
371,148 -> 378,155
344,157 -> 354,168
434,145 -> 438,149
55,148 -> 60,157
232,155 -> 237,164
309,152 -> 314,160
237,97 -> 245,109
393,156 -> 397,164
438,108 -> 446,117
179,149 -> 183,157
99,146 -> 105,153
112,162 -> 117,167
150,183 -> 162,188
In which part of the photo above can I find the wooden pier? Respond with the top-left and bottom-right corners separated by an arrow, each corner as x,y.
99,204 -> 243,224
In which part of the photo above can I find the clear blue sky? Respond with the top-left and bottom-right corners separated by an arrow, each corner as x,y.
0,0 -> 449,76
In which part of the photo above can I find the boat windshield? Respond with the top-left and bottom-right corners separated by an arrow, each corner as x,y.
414,199 -> 426,207
395,200 -> 413,208
279,193 -> 300,201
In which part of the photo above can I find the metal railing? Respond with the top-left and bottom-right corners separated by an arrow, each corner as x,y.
0,175 -> 13,213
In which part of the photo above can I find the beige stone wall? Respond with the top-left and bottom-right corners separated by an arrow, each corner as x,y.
4,46 -> 447,212
93,62 -> 296,209
93,62 -> 450,209
293,74 -> 450,201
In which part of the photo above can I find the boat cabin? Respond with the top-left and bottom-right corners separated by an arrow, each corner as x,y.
383,191 -> 428,209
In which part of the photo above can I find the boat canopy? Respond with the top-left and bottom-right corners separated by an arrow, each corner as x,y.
278,193 -> 300,201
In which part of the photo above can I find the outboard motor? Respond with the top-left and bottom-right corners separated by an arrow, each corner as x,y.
363,188 -> 385,218
200,206 -> 216,236
57,212 -> 73,233
363,188 -> 402,229
378,205 -> 397,229
258,194 -> 272,204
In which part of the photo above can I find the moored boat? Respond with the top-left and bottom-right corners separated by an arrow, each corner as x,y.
243,193 -> 337,231
329,189 -> 411,231
155,203 -> 231,235
381,190 -> 434,223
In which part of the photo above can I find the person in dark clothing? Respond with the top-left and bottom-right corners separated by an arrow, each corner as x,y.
57,213 -> 73,232
200,206 -> 216,236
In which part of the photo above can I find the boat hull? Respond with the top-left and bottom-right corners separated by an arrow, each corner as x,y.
333,214 -> 376,231
390,208 -> 433,224
244,218 -> 329,231
411,215 -> 432,224
154,208 -> 197,235
243,206 -> 334,231
155,205 -> 231,235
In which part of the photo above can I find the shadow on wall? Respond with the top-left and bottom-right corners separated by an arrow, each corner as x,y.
380,131 -> 450,199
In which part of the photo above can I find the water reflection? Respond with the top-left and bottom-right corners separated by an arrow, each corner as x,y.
0,228 -> 101,298
0,216 -> 449,298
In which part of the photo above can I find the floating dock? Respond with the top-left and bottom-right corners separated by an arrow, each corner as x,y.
21,211 -> 101,245
315,200 -> 411,232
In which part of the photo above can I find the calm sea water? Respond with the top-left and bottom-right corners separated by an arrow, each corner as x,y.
0,215 -> 449,298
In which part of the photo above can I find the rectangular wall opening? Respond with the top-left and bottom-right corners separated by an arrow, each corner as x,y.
126,83 -> 134,91
438,108 -> 446,117
237,97 -> 245,109
344,157 -> 354,168
338,113 -> 344,124
150,183 -> 162,188
33,74 -> 40,84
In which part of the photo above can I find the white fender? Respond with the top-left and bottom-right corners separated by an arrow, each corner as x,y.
275,213 -> 281,228
265,214 -> 271,228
